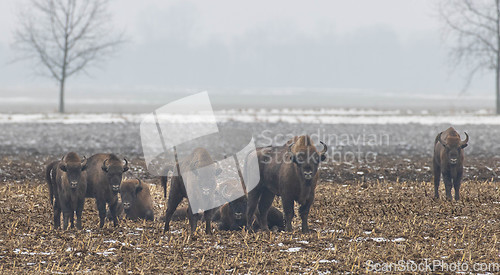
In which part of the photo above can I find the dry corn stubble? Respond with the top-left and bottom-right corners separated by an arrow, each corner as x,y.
0,176 -> 498,273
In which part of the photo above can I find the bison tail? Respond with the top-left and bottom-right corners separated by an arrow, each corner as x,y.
45,161 -> 58,206
160,176 -> 168,198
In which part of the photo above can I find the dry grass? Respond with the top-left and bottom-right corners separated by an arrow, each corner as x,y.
0,179 -> 498,274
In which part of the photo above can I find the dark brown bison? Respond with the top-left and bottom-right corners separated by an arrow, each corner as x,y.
247,135 -> 327,233
163,147 -> 221,234
85,154 -> 129,227
433,127 -> 469,200
46,152 -> 88,230
217,199 -> 284,231
214,178 -> 284,231
119,179 -> 154,221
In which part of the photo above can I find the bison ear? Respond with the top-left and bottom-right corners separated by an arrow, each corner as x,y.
216,167 -> 223,176
320,153 -> 327,162
136,180 -> 143,194
102,159 -> 109,172
59,164 -> 67,172
460,143 -> 468,149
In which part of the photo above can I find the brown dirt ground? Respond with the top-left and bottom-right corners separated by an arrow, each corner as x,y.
0,156 -> 499,273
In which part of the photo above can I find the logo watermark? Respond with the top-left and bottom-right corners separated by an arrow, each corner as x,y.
366,259 -> 500,273
139,92 -> 260,213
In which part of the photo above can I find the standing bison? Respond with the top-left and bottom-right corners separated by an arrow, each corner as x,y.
119,179 -> 154,221
247,135 -> 327,233
433,127 -> 469,200
45,152 -> 88,230
163,147 -> 221,234
85,154 -> 129,227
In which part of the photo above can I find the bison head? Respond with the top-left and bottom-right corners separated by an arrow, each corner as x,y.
188,159 -> 222,198
60,153 -> 87,189
102,157 -> 129,193
288,136 -> 328,184
438,131 -> 468,165
220,180 -> 246,220
120,179 -> 142,211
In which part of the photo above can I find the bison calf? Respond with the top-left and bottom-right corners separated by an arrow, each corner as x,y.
433,127 -> 469,201
46,152 -> 88,230
119,179 -> 154,221
86,153 -> 129,227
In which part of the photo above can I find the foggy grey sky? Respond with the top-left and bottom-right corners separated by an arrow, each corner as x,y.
0,0 -> 494,99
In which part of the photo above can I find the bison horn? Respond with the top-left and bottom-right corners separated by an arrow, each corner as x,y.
462,132 -> 469,144
319,141 -> 328,154
102,159 -> 109,172
437,132 -> 447,147
461,132 -> 469,148
81,156 -> 87,170
288,142 -> 295,152
123,158 -> 129,172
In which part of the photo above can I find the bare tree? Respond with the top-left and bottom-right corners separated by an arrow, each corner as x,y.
13,0 -> 124,113
439,0 -> 500,114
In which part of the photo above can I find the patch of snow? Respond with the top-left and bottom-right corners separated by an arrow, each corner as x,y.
281,247 -> 301,252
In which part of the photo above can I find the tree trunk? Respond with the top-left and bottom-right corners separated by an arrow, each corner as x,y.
497,0 -> 500,115
497,67 -> 500,115
59,78 -> 65,113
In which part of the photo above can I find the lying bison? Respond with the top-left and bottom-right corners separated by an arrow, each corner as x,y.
119,179 -> 154,221
163,147 -> 221,234
215,179 -> 284,231
217,199 -> 284,231
86,154 -> 129,227
247,135 -> 327,233
433,127 -> 469,200
45,152 -> 88,230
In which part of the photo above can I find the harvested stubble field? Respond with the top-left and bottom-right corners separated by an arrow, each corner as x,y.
0,122 -> 499,273
0,163 -> 499,273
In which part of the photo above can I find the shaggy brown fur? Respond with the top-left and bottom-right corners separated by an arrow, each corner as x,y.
119,179 -> 154,221
246,135 -> 327,233
433,127 -> 469,200
85,154 -> 129,227
163,148 -> 220,234
49,152 -> 87,230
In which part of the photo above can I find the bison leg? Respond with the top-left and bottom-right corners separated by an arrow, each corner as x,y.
53,203 -> 61,229
62,211 -> 71,230
75,199 -> 84,230
96,200 -> 107,228
69,211 -> 75,228
203,209 -> 214,234
108,200 -> 120,227
454,173 -> 462,201
246,188 -> 261,230
299,201 -> 313,233
186,206 -> 199,233
164,192 -> 183,233
443,174 -> 453,201
282,196 -> 295,232
433,162 -> 441,199
257,190 -> 275,231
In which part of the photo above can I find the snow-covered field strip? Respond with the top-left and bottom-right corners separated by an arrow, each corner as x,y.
0,109 -> 499,125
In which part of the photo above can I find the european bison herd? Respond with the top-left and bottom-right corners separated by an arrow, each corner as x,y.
45,128 -> 470,233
